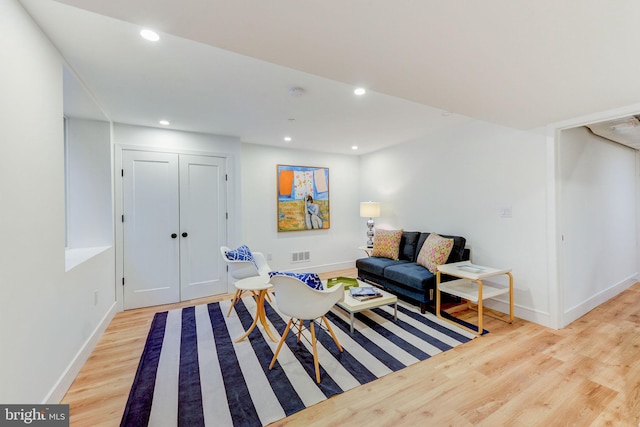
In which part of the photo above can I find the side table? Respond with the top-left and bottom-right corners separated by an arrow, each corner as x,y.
358,245 -> 374,257
234,275 -> 278,343
436,261 -> 514,335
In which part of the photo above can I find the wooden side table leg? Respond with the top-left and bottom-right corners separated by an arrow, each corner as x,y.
435,270 -> 442,319
476,279 -> 484,335
507,272 -> 514,323
257,290 -> 278,342
236,302 -> 260,342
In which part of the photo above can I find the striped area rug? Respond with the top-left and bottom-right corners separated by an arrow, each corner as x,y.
121,296 -> 477,427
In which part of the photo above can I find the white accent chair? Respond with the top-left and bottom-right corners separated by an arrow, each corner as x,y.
220,246 -> 272,316
268,275 -> 345,383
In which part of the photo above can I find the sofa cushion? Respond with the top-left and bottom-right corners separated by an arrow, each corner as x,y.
416,233 -> 454,273
356,257 -> 409,277
383,262 -> 436,292
399,231 -> 421,261
416,233 -> 466,263
372,228 -> 403,260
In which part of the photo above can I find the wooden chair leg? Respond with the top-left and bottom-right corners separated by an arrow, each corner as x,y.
322,316 -> 343,352
227,289 -> 243,317
297,319 -> 304,342
310,321 -> 320,383
269,318 -> 293,370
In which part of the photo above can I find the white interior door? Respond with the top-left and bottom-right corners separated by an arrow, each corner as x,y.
179,154 -> 227,300
122,150 -> 180,309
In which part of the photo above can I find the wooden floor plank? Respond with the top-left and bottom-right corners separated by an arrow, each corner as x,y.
62,273 -> 640,427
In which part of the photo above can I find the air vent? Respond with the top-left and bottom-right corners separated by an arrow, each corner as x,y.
291,251 -> 310,263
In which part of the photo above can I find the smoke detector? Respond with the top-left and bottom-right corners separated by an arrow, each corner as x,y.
288,87 -> 305,97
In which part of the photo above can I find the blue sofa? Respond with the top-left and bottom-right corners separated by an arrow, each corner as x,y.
356,231 -> 470,313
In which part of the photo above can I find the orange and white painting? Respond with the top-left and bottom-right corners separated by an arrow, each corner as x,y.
277,164 -> 329,232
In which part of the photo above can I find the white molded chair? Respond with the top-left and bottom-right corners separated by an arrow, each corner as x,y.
268,275 -> 345,383
221,246 -> 272,316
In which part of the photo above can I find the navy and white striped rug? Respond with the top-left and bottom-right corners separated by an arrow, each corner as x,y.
121,296 -> 477,427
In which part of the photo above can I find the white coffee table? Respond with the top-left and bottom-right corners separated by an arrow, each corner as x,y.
333,280 -> 398,333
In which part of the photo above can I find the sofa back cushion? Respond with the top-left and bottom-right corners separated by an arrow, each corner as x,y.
416,233 -> 467,263
399,231 -> 421,261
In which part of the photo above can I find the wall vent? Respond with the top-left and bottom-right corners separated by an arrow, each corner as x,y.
291,251 -> 310,263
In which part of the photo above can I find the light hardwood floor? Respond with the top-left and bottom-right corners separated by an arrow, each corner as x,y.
62,270 -> 640,426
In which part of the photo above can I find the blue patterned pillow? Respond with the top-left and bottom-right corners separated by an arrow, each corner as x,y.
268,271 -> 323,290
225,245 -> 257,267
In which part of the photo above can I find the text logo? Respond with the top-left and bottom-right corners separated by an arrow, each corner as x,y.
0,405 -> 69,426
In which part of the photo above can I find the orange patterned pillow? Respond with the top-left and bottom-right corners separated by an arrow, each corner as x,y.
371,228 -> 403,260
416,233 -> 454,273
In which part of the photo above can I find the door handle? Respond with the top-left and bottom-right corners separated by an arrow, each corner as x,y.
171,233 -> 177,239
182,232 -> 188,238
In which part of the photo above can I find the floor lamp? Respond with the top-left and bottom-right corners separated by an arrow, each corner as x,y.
360,201 -> 381,248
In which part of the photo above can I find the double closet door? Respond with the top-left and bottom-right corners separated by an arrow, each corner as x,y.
122,150 -> 227,310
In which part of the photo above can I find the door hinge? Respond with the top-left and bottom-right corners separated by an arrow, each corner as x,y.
226,212 -> 228,220
122,277 -> 125,286
225,174 -> 228,181
121,169 -> 124,177
122,215 -> 124,223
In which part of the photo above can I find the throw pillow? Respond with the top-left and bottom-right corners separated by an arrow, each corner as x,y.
268,271 -> 323,290
416,233 -> 454,273
225,245 -> 257,267
371,228 -> 403,260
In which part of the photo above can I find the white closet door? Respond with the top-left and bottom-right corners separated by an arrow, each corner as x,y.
179,154 -> 227,300
122,150 -> 180,309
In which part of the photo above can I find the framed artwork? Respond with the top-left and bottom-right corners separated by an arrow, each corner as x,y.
277,164 -> 330,232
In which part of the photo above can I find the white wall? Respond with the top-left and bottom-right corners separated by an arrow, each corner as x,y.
240,143 -> 361,273
0,0 -> 115,403
558,126 -> 637,325
360,120 -> 551,325
66,117 -> 112,248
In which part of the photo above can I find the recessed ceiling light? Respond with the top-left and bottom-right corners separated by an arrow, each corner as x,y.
140,29 -> 160,42
352,146 -> 359,150
159,120 -> 170,126
284,136 -> 292,142
354,88 -> 366,96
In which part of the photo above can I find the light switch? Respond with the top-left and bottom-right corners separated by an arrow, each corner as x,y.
500,206 -> 512,218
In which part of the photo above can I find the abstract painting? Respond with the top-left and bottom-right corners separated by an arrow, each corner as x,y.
277,164 -> 330,231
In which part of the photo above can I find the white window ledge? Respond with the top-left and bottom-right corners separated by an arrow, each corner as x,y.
65,246 -> 111,272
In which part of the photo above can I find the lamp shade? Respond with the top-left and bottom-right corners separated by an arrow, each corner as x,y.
360,201 -> 381,218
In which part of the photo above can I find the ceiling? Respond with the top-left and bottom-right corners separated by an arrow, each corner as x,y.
20,0 -> 640,154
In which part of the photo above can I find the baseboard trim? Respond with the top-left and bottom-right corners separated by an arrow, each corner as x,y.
562,274 -> 637,327
43,302 -> 118,404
